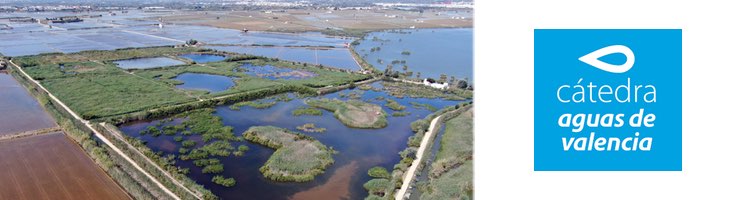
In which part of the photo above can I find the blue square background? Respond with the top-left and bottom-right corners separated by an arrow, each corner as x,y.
534,29 -> 682,171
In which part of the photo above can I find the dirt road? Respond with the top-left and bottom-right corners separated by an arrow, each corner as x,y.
395,114 -> 443,200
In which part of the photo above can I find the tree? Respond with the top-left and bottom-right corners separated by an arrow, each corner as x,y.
457,80 -> 468,89
416,72 -> 421,79
400,148 -> 417,159
402,65 -> 408,72
426,78 -> 436,83
186,39 -> 198,45
384,65 -> 400,78
439,74 -> 448,83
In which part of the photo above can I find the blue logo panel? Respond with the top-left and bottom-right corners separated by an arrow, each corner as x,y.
534,29 -> 682,171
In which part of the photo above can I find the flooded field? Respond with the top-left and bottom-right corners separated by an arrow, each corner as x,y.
0,72 -> 57,135
0,10 -> 356,72
114,57 -> 185,69
119,82 -> 462,199
355,28 -> 473,81
174,73 -> 235,93
180,53 -> 226,63
0,132 -> 130,200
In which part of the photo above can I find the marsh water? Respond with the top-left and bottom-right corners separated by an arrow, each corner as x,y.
237,63 -> 316,80
179,54 -> 227,63
173,73 -> 235,93
119,82 -> 462,199
354,28 -> 473,82
114,57 -> 185,69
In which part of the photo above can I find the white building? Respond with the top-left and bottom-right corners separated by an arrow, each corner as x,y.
423,79 -> 449,90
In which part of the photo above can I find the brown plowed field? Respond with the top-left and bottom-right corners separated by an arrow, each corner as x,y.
0,132 -> 130,200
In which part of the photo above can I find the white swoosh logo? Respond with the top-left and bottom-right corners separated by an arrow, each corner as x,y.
578,45 -> 635,73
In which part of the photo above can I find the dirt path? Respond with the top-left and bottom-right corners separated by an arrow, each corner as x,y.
9,60 -> 195,200
395,114 -> 443,200
0,127 -> 63,142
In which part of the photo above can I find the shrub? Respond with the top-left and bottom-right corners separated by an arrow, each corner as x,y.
364,178 -> 390,196
212,175 -> 236,187
367,166 -> 390,178
182,140 -> 196,148
202,164 -> 224,174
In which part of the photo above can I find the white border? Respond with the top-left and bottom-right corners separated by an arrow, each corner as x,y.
476,0 -> 750,199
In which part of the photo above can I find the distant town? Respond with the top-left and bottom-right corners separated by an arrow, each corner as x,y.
0,1 -> 473,12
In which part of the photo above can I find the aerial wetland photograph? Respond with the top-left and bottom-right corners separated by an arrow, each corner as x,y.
0,0 -> 473,200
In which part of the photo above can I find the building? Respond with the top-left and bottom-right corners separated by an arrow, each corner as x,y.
423,79 -> 449,90
45,16 -> 83,23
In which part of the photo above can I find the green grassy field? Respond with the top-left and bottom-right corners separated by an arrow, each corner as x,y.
420,161 -> 473,200
242,126 -> 335,182
42,72 -> 194,119
12,47 -> 372,120
420,108 -> 474,199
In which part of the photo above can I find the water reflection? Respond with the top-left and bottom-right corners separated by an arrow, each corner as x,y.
179,54 -> 226,63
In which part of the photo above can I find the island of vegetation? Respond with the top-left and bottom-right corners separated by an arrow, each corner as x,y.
229,100 -> 277,110
296,123 -> 327,133
292,106 -> 323,116
242,126 -> 336,182
306,98 -> 387,129
385,99 -> 406,111
391,111 -> 411,117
